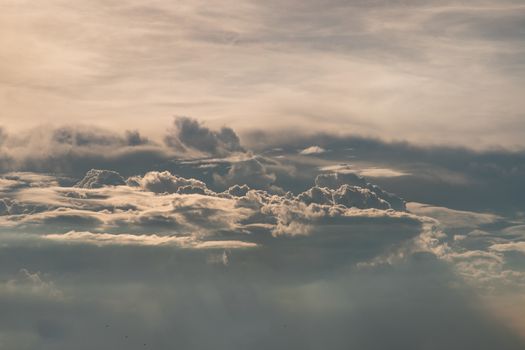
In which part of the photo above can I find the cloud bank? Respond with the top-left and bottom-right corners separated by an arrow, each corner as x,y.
0,119 -> 524,349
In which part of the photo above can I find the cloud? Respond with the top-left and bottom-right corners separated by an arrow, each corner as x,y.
0,122 -> 523,346
297,185 -> 392,210
319,164 -> 410,178
1,268 -> 62,300
245,131 -> 525,213
357,168 -> 410,178
300,146 -> 326,155
1,219 -> 524,350
315,173 -> 406,211
315,172 -> 367,188
75,169 -> 126,188
2,1 -> 525,150
0,168 -> 415,242
164,117 -> 245,157
407,202 -> 502,229
0,167 -> 524,348
213,157 -> 279,192
1,2 -> 525,347
44,231 -> 257,249
490,242 -> 525,254
410,219 -> 525,295
0,125 -> 173,177
226,184 -> 251,197
130,170 -> 210,195
1,120 -> 524,217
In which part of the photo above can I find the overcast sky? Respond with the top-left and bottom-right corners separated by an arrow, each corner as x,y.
1,0 -> 525,148
1,2 -> 525,349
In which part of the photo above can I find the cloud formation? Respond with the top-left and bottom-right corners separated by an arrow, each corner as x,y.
1,1 -> 525,347
76,169 -> 126,189
0,119 -> 524,348
164,117 -> 245,157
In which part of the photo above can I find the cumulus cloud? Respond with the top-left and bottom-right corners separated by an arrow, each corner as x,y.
130,171 -> 210,195
164,117 -> 245,157
406,218 -> 525,295
1,1 -> 525,345
0,122 -> 524,347
75,169 -> 126,188
315,173 -> 406,211
297,185 -> 391,210
0,169 -> 414,243
0,165 -> 524,348
246,131 -> 525,213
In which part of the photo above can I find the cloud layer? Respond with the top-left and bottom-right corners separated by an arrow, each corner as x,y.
0,119 -> 524,348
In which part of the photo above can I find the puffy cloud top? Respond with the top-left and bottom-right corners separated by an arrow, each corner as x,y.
298,185 -> 391,210
131,170 -> 210,195
75,169 -> 126,188
165,117 -> 245,157
315,173 -> 406,211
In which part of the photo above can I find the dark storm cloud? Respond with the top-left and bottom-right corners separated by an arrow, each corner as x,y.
164,117 -> 245,157
245,131 -> 525,214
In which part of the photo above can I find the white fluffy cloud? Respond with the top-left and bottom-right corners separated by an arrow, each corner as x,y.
130,170 -> 210,195
0,169 -> 414,244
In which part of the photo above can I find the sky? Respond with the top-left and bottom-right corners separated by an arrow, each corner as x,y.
1,0 -> 525,148
1,1 -> 525,349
